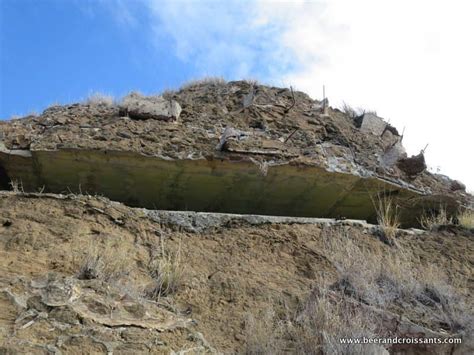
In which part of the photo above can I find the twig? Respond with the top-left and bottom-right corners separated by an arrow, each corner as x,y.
284,128 -> 299,143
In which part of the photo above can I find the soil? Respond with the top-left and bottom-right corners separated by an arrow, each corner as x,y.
1,192 -> 472,353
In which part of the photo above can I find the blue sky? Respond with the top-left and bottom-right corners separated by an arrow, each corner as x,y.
0,0 -> 292,118
1,0 -> 473,187
1,0 -> 196,117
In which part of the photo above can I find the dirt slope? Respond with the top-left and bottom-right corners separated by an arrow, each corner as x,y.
1,192 -> 472,354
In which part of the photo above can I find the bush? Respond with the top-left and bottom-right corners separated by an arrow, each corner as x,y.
458,209 -> 474,229
372,193 -> 400,240
420,205 -> 453,231
85,92 -> 115,106
146,238 -> 185,299
77,240 -> 130,281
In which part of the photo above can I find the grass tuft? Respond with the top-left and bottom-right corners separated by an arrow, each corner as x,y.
372,193 -> 400,240
147,236 -> 185,299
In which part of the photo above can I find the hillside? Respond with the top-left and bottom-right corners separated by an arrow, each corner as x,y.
0,80 -> 471,227
0,79 -> 473,354
0,191 -> 473,354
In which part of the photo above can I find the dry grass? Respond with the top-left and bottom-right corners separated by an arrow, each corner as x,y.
77,239 -> 130,281
243,289 -> 381,355
243,227 -> 472,353
457,209 -> 474,229
419,205 -> 453,230
147,236 -> 185,299
372,193 -> 400,240
85,92 -> 115,106
243,308 -> 285,354
341,102 -> 377,119
9,180 -> 24,193
179,76 -> 227,90
321,228 -> 472,331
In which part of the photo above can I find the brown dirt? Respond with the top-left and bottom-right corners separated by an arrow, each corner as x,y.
0,192 -> 472,353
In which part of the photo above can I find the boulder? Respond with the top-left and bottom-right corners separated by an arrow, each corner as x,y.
451,180 -> 466,192
119,93 -> 181,121
381,142 -> 407,167
355,113 -> 387,136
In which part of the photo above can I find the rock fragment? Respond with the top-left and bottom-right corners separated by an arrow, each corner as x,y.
119,92 -> 181,121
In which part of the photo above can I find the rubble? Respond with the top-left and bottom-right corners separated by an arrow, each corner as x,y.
119,92 -> 182,121
0,80 -> 470,226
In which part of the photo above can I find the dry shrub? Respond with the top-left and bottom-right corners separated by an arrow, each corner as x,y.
180,76 -> 227,90
372,193 -> 400,240
9,180 -> 24,193
341,102 -> 377,119
420,205 -> 453,230
243,290 -> 381,355
320,228 -> 472,332
243,308 -> 285,355
292,290 -> 380,355
457,209 -> 474,229
85,92 -> 115,106
147,237 -> 185,299
77,239 -> 130,281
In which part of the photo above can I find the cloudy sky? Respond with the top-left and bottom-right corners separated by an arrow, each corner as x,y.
1,0 -> 473,188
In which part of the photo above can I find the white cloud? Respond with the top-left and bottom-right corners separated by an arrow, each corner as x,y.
145,0 -> 291,79
255,0 -> 474,188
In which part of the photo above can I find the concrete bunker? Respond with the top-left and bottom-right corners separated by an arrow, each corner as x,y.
0,148 -> 460,227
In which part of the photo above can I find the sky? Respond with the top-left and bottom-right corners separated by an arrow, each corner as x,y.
1,0 -> 473,189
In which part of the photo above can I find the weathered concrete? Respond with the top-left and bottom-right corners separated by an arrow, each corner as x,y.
356,113 -> 387,136
146,209 -> 427,235
381,142 -> 407,167
119,93 -> 182,121
0,148 -> 458,227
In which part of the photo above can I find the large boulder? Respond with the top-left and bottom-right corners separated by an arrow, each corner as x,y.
381,142 -> 407,167
119,93 -> 181,121
355,112 -> 387,136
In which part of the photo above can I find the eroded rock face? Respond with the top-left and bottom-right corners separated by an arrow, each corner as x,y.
119,92 -> 182,121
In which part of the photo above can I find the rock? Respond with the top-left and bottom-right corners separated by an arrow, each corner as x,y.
397,152 -> 427,177
215,127 -> 249,151
355,113 -> 387,136
119,92 -> 181,121
451,180 -> 466,192
381,142 -> 407,167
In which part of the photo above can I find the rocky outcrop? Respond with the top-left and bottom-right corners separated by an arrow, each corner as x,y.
0,81 -> 469,226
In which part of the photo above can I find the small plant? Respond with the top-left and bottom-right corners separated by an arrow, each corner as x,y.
457,209 -> 474,229
9,179 -> 24,193
243,308 -> 284,354
77,240 -> 130,281
85,92 -> 114,106
419,205 -> 453,231
179,76 -> 227,90
372,193 -> 400,240
341,102 -> 377,119
147,236 -> 185,299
